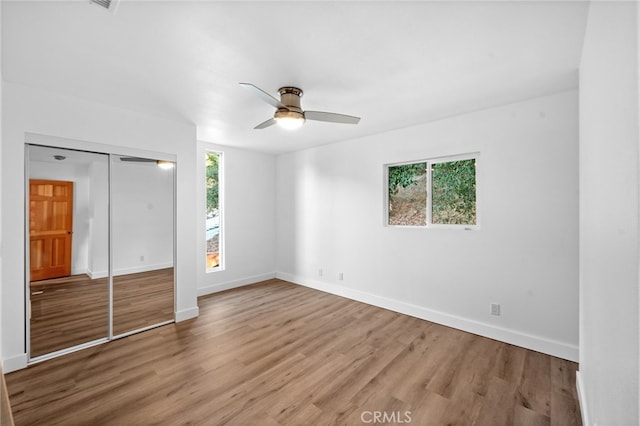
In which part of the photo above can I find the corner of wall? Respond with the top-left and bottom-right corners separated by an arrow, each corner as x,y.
578,1 -> 640,424
197,272 -> 276,297
0,0 -> 4,371
576,371 -> 590,426
175,306 -> 199,323
2,354 -> 27,374
637,1 -> 640,421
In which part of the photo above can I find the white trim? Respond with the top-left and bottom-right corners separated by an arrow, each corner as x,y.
29,338 -> 109,366
107,152 -> 114,340
88,262 -> 174,279
205,149 -> 224,273
87,268 -> 103,279
172,159 -> 178,329
175,306 -> 199,322
197,272 -> 276,297
576,371 -> 590,426
112,320 -> 174,340
25,132 -> 176,162
276,272 -> 578,362
23,145 -> 31,361
386,151 -> 479,168
2,354 -> 28,373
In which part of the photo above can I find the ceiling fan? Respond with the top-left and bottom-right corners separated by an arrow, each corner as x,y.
240,83 -> 361,130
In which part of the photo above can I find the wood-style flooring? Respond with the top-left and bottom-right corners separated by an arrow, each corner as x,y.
1,365 -> 14,426
7,279 -> 581,425
30,268 -> 174,357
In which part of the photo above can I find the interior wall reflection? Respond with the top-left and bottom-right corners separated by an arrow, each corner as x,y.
111,155 -> 175,336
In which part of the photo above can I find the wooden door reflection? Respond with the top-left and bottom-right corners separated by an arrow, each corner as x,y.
29,180 -> 74,281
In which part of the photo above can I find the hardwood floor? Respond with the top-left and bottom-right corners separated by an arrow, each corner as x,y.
112,268 -> 174,335
30,274 -> 108,357
7,279 -> 581,425
1,365 -> 14,426
30,268 -> 174,357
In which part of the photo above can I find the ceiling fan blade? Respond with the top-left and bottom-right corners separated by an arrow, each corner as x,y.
240,83 -> 286,109
119,157 -> 157,162
304,111 -> 361,125
254,118 -> 277,130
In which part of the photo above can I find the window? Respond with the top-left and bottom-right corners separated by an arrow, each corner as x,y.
387,154 -> 478,228
206,151 -> 223,271
388,162 -> 428,226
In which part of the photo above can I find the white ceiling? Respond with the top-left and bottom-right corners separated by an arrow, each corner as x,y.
2,1 -> 589,154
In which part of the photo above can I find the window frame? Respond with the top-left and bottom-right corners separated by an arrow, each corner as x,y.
205,150 -> 224,272
385,152 -> 480,230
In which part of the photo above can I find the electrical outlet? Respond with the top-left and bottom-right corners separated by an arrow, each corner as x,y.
318,268 -> 323,277
140,255 -> 145,262
338,272 -> 344,281
490,303 -> 501,316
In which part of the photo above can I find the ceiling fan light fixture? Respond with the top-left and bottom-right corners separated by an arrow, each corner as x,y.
274,109 -> 305,130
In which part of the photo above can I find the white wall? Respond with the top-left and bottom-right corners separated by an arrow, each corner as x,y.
29,160 -> 93,276
1,82 -> 198,372
197,142 -> 276,295
276,90 -> 579,361
0,2 -> 6,371
0,1 -> 4,371
88,160 -> 109,278
578,2 -> 640,425
111,159 -> 174,276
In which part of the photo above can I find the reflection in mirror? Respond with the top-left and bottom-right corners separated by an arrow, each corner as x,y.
111,155 -> 175,336
28,145 -> 109,358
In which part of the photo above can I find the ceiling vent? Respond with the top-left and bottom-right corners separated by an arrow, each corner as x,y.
89,0 -> 120,13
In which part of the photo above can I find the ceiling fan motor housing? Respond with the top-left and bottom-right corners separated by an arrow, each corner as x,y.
276,86 -> 305,121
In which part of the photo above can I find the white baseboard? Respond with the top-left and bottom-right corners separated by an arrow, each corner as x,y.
89,262 -> 174,279
88,268 -> 105,279
88,269 -> 104,279
576,371 -> 590,426
197,272 -> 276,297
175,306 -> 199,322
276,272 -> 579,362
2,353 -> 28,373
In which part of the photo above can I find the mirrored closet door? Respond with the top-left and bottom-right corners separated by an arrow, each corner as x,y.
26,145 -> 176,361
111,155 -> 175,336
27,145 -> 110,358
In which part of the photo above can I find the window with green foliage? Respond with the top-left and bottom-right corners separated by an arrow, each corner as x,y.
431,158 -> 476,225
206,151 -> 222,271
387,154 -> 478,228
388,162 -> 428,226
